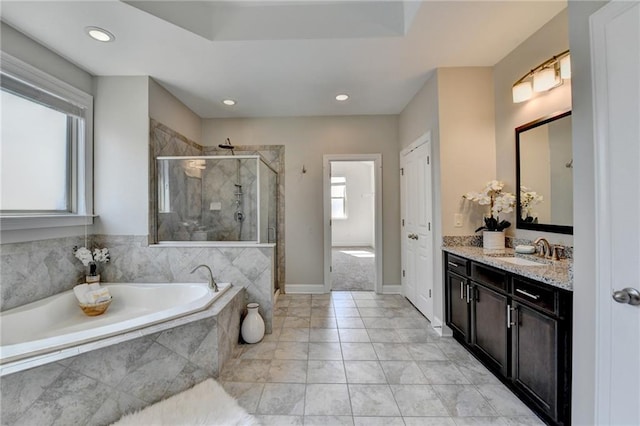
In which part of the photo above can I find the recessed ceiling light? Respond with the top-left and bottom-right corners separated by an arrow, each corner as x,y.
335,94 -> 349,101
222,99 -> 236,106
85,26 -> 115,42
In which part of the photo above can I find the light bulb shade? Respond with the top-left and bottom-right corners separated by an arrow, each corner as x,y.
533,67 -> 559,92
560,54 -> 571,79
512,81 -> 533,103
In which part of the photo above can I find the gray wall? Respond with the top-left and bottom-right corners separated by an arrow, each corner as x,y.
93,76 -> 150,236
149,78 -> 202,144
493,8 -> 573,246
202,116 -> 401,290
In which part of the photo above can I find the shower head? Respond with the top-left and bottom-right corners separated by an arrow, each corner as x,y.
218,138 -> 235,154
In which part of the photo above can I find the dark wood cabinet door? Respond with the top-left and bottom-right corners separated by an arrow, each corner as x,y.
472,283 -> 509,375
447,273 -> 469,341
512,302 -> 558,420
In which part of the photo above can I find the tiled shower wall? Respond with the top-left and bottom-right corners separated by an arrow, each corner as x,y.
149,118 -> 202,244
203,144 -> 285,290
151,120 -> 262,243
150,119 -> 286,291
200,157 -> 258,241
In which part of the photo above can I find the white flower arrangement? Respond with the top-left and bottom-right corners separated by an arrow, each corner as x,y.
520,186 -> 544,221
73,246 -> 110,276
463,180 -> 516,232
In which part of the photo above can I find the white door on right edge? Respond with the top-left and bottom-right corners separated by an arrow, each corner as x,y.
591,2 -> 640,425
400,137 -> 433,321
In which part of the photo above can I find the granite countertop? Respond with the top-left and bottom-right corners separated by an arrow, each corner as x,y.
443,246 -> 573,291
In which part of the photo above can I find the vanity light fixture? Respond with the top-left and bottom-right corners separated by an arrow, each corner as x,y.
335,94 -> 349,101
222,99 -> 236,106
512,49 -> 570,103
85,26 -> 115,42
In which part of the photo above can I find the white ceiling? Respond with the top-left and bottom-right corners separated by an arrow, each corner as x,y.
0,1 -> 566,118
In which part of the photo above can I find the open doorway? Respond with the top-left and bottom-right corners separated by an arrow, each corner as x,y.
323,154 -> 382,293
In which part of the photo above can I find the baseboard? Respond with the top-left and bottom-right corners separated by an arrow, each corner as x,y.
285,284 -> 326,294
285,284 -> 402,295
382,284 -> 402,294
332,243 -> 374,248
431,316 -> 453,337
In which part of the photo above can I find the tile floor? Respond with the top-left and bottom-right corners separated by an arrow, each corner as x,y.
220,291 -> 544,426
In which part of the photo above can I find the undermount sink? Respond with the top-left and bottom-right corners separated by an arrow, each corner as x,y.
494,256 -> 546,266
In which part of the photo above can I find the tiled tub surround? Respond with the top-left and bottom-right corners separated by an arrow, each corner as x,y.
442,245 -> 572,291
95,235 -> 275,333
1,282 -> 232,365
1,285 -> 245,426
0,236 -> 89,311
1,235 -> 275,333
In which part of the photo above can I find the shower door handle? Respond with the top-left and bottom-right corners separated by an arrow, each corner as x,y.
268,227 -> 276,243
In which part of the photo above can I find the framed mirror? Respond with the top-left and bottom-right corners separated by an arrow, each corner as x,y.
516,110 -> 573,234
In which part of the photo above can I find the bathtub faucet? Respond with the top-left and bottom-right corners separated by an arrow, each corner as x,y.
190,265 -> 219,292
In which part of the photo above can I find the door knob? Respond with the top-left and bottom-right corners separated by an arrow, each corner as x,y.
612,287 -> 640,306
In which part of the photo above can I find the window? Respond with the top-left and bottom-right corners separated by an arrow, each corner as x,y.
331,176 -> 347,219
0,52 -> 93,230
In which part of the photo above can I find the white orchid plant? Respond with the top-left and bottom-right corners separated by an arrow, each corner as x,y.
520,186 -> 544,222
464,180 -> 516,232
73,246 -> 110,276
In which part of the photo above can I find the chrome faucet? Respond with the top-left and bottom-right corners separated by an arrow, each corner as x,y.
533,237 -> 551,258
190,264 -> 219,292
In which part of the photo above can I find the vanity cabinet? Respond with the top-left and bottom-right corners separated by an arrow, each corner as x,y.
446,272 -> 469,339
444,251 -> 572,426
472,282 -> 509,376
511,300 -> 558,418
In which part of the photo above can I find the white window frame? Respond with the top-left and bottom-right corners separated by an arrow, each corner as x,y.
331,176 -> 348,220
0,52 -> 94,230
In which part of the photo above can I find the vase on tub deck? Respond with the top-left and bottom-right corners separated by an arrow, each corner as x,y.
85,274 -> 101,284
241,303 -> 265,344
483,230 -> 506,253
86,261 -> 100,283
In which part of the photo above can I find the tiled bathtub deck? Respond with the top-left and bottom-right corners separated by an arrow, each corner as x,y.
220,291 -> 543,426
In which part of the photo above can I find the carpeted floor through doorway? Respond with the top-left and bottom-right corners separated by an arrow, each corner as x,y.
331,247 -> 375,291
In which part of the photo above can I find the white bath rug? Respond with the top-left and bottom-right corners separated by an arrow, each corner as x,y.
111,379 -> 260,426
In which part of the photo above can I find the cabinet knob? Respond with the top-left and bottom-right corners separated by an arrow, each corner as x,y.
612,287 -> 640,306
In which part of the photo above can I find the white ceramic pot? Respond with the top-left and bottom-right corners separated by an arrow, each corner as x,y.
241,303 -> 265,344
483,230 -> 506,253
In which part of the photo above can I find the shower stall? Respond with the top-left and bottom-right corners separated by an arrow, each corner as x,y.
155,155 -> 278,244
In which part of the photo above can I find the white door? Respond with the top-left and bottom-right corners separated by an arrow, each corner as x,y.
400,135 -> 433,320
591,2 -> 640,425
401,152 -> 417,304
